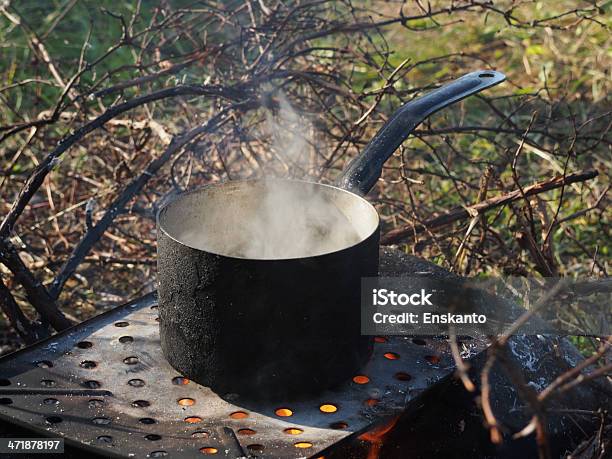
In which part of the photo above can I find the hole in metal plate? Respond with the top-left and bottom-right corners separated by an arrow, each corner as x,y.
330,422 -> 348,429
132,400 -> 151,408
83,380 -> 101,389
123,356 -> 139,365
139,418 -> 156,425
92,417 -> 111,425
88,399 -> 104,408
185,416 -> 202,424
395,372 -> 412,381
172,376 -> 189,385
319,404 -> 337,413
294,442 -> 313,449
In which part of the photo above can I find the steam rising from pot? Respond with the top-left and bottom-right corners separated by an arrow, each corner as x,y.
174,179 -> 364,259
224,183 -> 361,259
170,91 -> 366,259
265,91 -> 310,172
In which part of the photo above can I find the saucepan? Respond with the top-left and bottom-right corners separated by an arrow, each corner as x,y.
156,70 -> 505,399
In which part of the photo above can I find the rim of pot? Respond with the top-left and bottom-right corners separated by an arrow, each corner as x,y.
156,178 -> 380,261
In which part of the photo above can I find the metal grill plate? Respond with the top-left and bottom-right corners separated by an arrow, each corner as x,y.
0,292 -> 486,458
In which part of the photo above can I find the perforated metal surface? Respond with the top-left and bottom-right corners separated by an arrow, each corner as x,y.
0,293 -> 486,458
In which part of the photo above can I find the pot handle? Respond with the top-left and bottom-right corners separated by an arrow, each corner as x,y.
336,70 -> 505,195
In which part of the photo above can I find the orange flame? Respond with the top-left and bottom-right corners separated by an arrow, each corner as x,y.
358,416 -> 400,459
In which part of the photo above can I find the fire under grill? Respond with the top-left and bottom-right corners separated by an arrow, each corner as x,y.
0,292 -> 486,458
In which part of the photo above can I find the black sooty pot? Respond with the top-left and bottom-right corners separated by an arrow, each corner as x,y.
157,70 -> 506,399
157,181 -> 379,398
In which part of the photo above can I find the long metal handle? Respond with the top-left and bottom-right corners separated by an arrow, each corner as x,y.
336,70 -> 506,195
